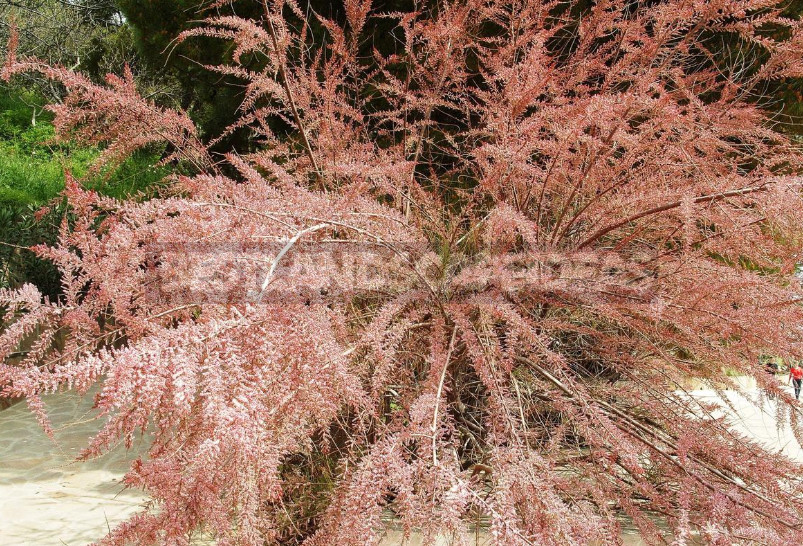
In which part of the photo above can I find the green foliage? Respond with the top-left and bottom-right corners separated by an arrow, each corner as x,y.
0,89 -> 170,296
0,90 -> 169,202
0,1 -> 129,98
0,203 -> 62,299
115,0 -> 255,145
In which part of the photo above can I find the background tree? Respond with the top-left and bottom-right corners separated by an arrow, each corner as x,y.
1,1 -> 125,99
113,0 -> 251,143
115,0 -> 412,147
0,0 -> 182,106
3,0 -> 803,544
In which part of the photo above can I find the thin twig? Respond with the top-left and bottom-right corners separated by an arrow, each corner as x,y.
577,183 -> 772,249
258,222 -> 329,299
432,326 -> 458,466
514,355 -> 799,530
262,1 -> 322,183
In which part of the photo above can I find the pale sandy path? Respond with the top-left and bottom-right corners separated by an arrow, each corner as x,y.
687,385 -> 803,462
2,385 -> 800,545
0,391 -> 147,545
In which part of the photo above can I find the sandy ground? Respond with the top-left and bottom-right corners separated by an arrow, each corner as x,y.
689,386 -> 803,461
0,391 -> 147,545
1,384 -> 801,545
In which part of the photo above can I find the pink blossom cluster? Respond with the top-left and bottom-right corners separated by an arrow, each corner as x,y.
3,0 -> 803,544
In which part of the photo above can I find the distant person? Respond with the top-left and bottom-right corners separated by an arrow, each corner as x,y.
789,362 -> 803,400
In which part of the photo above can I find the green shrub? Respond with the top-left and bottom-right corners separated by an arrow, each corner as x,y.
0,89 -> 171,296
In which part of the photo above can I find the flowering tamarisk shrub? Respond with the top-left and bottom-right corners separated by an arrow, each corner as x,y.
4,0 -> 803,543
